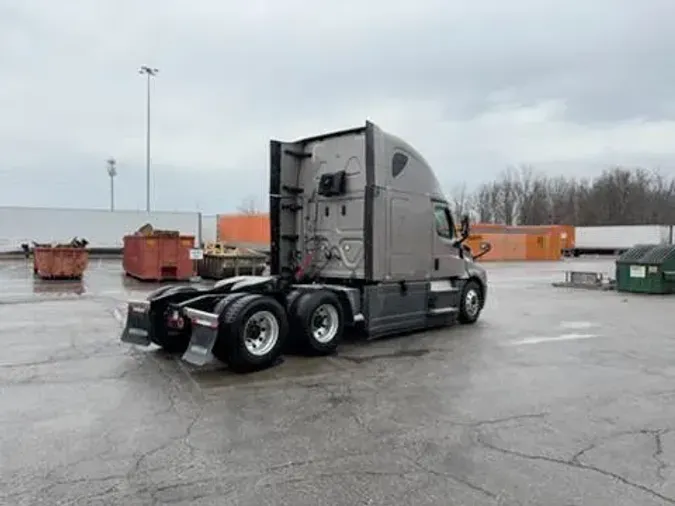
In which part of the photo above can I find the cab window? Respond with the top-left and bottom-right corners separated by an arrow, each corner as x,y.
392,152 -> 408,178
434,204 -> 454,239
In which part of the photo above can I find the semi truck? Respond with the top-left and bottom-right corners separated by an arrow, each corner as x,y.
120,121 -> 489,373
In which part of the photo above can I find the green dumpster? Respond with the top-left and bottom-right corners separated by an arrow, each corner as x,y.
615,244 -> 675,294
615,244 -> 657,292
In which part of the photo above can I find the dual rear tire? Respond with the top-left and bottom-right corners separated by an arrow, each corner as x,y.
212,293 -> 288,373
290,290 -> 345,355
212,289 -> 346,373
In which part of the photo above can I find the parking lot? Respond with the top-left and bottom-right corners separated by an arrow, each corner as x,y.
2,257 -> 675,505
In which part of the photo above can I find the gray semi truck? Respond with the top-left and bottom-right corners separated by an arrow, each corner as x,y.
120,121 -> 488,373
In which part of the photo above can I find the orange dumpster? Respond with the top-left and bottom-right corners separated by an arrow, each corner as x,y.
33,247 -> 89,280
123,234 -> 196,282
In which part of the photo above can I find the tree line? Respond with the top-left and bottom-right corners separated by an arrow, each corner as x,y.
236,165 -> 675,226
449,166 -> 675,227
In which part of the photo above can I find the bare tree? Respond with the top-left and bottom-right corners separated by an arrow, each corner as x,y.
472,183 -> 494,223
448,183 -> 470,220
490,167 -> 519,225
466,164 -> 675,227
513,164 -> 550,225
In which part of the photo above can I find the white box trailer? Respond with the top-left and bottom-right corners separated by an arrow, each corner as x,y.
572,225 -> 674,255
0,206 -> 203,253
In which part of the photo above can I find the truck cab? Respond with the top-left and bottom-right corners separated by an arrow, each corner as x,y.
270,120 -> 487,338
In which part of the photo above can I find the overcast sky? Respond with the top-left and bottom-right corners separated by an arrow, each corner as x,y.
1,0 -> 675,215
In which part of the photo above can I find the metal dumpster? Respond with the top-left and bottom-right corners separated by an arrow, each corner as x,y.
615,244 -> 675,294
615,244 -> 657,292
123,234 -> 196,282
33,247 -> 89,280
197,243 -> 268,280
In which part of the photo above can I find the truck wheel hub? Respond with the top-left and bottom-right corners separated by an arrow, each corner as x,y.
243,311 -> 279,356
311,304 -> 340,344
465,290 -> 480,316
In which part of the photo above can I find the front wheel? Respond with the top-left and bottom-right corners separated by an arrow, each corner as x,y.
458,280 -> 483,324
213,294 -> 289,373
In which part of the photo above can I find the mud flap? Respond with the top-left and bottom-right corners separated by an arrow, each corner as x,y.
181,308 -> 220,366
120,300 -> 153,346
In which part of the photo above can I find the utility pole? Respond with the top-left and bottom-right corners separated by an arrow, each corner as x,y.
138,65 -> 159,212
106,158 -> 117,211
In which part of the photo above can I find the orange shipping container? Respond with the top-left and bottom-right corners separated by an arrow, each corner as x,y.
466,229 -> 564,261
466,223 -> 573,261
217,214 -> 270,245
556,224 -> 575,251
524,232 -> 562,261
465,233 -> 528,261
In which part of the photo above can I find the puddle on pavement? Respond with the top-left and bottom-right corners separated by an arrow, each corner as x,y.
32,280 -> 86,295
188,354 -> 350,389
336,348 -> 430,364
184,347 -> 432,390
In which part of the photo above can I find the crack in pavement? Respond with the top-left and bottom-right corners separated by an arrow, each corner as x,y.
398,453 -> 500,501
475,429 -> 675,504
124,349 -> 208,502
303,381 -> 503,501
464,413 -> 549,428
655,431 -> 668,483
570,428 -> 673,484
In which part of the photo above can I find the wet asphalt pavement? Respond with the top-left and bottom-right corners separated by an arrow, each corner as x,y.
2,258 -> 675,505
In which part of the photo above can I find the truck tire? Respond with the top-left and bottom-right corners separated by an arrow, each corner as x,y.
291,290 -> 345,355
458,279 -> 483,324
212,294 -> 288,373
149,286 -> 199,353
213,292 -> 251,315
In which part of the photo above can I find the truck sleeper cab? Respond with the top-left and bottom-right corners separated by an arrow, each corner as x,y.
120,121 -> 488,373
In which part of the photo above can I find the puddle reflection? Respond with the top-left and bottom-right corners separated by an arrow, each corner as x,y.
32,279 -> 86,295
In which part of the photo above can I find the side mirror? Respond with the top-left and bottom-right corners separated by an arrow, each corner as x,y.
460,214 -> 470,238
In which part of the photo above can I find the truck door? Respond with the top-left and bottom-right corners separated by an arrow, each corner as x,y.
431,201 -> 464,278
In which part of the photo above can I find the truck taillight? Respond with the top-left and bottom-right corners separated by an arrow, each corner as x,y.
166,310 -> 185,329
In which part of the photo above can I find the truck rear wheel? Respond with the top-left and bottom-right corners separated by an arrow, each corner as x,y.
149,286 -> 198,353
458,280 -> 483,324
213,292 -> 250,315
213,294 -> 289,373
292,290 -> 345,355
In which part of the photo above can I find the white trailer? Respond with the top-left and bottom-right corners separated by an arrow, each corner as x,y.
572,225 -> 674,255
0,206 -> 203,253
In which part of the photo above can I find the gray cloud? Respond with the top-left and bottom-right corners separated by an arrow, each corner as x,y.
2,0 -> 675,213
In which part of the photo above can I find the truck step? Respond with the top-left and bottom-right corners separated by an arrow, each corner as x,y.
282,203 -> 303,212
428,306 -> 459,316
282,184 -> 304,195
281,234 -> 299,241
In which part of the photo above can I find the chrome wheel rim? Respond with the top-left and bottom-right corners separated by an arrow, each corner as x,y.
311,304 -> 339,344
243,311 -> 279,356
465,289 -> 481,317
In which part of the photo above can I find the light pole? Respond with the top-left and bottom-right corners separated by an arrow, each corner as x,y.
106,158 -> 117,211
138,65 -> 159,213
